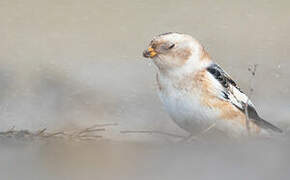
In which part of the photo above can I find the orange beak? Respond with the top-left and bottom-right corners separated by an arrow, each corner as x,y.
143,47 -> 157,58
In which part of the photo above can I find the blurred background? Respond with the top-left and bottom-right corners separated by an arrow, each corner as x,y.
0,0 -> 289,179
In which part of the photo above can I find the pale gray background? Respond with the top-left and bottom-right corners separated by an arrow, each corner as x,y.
0,0 -> 289,179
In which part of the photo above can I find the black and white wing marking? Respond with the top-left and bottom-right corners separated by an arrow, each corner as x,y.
206,64 -> 249,108
206,63 -> 282,133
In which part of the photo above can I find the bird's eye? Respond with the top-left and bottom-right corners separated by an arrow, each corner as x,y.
168,44 -> 175,49
151,43 -> 157,49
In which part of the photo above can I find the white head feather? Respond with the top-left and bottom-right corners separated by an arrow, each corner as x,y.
143,32 -> 212,77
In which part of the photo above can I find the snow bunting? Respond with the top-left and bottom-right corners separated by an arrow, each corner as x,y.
142,32 -> 282,137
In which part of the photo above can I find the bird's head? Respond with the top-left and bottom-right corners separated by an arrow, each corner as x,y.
143,32 -> 210,74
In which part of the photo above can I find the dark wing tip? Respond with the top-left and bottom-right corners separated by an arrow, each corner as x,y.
256,118 -> 283,133
246,104 -> 283,133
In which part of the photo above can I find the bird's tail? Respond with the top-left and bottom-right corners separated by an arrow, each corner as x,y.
254,117 -> 283,133
246,104 -> 283,133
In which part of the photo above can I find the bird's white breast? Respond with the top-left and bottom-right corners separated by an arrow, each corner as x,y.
157,73 -> 218,134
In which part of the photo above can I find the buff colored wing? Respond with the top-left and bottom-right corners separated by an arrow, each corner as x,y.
206,64 -> 282,133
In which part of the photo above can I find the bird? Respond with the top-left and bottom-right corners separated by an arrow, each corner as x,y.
142,32 -> 282,137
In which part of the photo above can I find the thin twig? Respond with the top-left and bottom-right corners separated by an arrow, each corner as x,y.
181,123 -> 217,142
35,128 -> 47,136
77,128 -> 105,136
43,131 -> 65,137
89,123 -> 118,127
0,123 -> 115,140
245,64 -> 258,135
201,123 -> 216,134
120,130 -> 186,138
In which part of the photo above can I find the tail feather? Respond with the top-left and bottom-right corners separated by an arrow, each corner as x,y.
253,117 -> 283,133
246,105 -> 282,133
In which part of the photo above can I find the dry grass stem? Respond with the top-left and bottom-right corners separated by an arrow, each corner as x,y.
120,130 -> 186,139
0,123 -> 118,141
245,64 -> 258,135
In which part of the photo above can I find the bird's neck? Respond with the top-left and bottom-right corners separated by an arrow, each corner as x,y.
158,56 -> 213,81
